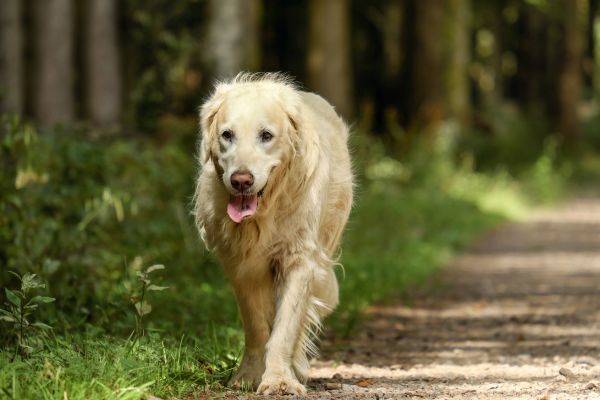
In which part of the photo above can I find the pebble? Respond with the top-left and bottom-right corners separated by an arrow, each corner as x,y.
586,382 -> 597,390
325,382 -> 343,390
559,367 -> 577,380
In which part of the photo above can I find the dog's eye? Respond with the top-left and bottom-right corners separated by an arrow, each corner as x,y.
260,130 -> 273,143
221,130 -> 234,141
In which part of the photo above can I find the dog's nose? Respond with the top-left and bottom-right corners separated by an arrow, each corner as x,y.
230,171 -> 254,192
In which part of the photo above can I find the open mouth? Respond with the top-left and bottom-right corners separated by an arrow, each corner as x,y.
226,189 -> 265,224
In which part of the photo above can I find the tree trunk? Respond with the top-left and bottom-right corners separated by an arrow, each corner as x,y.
558,0 -> 588,139
478,1 -> 504,123
409,0 -> 446,130
593,0 -> 600,97
83,0 -> 122,130
369,0 -> 404,130
518,8 -> 547,112
307,0 -> 353,118
207,0 -> 261,79
378,1 -> 404,84
0,0 -> 23,115
445,0 -> 471,125
31,0 -> 75,127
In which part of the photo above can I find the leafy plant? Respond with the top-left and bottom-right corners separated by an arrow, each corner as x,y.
0,272 -> 55,360
129,264 -> 169,341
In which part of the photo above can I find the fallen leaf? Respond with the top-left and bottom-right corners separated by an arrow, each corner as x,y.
356,379 -> 372,387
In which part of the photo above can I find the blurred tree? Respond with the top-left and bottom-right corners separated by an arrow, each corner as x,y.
446,0 -> 472,124
379,1 -> 404,86
472,1 -> 505,123
262,0 -> 308,83
593,0 -> 600,96
206,0 -> 261,79
514,4 -> 548,113
83,0 -> 122,130
365,0 -> 405,131
31,0 -> 75,127
408,0 -> 446,130
2,0 -> 596,138
558,0 -> 588,139
0,0 -> 23,115
307,0 -> 353,118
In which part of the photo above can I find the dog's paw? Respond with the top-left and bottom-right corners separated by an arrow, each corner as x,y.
227,357 -> 265,390
256,374 -> 306,395
228,363 -> 263,390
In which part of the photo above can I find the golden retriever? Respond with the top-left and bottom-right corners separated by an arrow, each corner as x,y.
193,73 -> 353,395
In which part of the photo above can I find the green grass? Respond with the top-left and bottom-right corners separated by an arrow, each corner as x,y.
0,334 -> 240,399
0,116 -> 570,399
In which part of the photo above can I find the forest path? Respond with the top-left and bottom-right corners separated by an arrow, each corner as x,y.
306,196 -> 600,399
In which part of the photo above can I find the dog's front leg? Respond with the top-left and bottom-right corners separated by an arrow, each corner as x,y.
257,257 -> 314,395
229,277 -> 274,390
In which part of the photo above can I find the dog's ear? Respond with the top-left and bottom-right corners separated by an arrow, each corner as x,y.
199,85 -> 228,164
281,97 -> 303,155
286,110 -> 300,147
282,96 -> 321,183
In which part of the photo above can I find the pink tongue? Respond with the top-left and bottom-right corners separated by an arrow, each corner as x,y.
227,194 -> 258,223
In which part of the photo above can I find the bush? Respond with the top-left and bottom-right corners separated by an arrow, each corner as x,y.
0,115 -> 237,338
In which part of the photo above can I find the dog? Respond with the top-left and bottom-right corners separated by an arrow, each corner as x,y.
193,73 -> 353,395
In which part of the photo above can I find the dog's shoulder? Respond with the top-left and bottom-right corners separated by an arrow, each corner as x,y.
299,91 -> 347,134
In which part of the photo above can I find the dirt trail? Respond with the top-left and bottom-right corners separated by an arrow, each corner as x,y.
307,197 -> 600,399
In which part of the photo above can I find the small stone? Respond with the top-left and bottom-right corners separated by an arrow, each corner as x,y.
586,382 -> 597,390
325,382 -> 342,390
559,367 -> 577,380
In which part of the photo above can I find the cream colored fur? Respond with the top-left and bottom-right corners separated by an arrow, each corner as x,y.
193,73 -> 353,395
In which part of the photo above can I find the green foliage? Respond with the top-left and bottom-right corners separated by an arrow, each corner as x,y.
0,333 -> 241,400
128,264 -> 169,341
0,114 -> 242,346
0,114 -> 241,396
522,138 -> 571,202
1,272 -> 55,359
458,107 -> 554,172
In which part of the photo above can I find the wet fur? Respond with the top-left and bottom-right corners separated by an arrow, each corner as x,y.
193,73 -> 353,395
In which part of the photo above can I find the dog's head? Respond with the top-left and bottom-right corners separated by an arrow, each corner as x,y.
199,74 -> 301,223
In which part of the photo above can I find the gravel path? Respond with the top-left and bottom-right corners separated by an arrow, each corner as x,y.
205,197 -> 600,399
